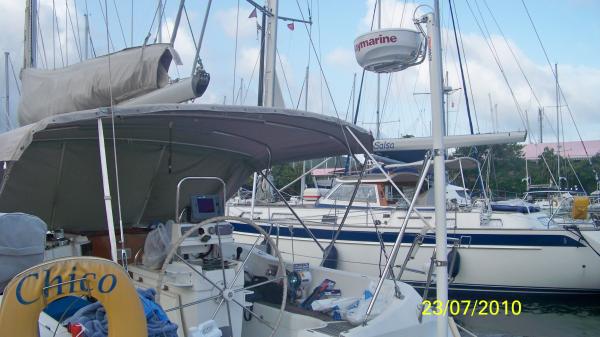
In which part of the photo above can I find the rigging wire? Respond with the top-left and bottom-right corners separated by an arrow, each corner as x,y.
294,0 -> 355,160
66,0 -> 83,61
276,50 -> 295,108
463,0 -> 527,129
451,0 -> 479,132
243,54 -> 260,104
520,0 -> 598,182
97,0 -> 116,51
37,13 -> 49,69
8,56 -> 21,95
448,0 -> 473,134
53,0 -> 66,68
73,0 -> 82,52
183,4 -> 197,50
112,0 -> 129,47
102,0 -> 127,263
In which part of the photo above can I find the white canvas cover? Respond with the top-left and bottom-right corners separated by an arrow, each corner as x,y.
18,44 -> 178,125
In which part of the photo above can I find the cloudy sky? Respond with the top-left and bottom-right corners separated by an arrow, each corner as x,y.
1,0 -> 599,144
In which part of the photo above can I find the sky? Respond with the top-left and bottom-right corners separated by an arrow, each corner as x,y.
1,0 -> 599,144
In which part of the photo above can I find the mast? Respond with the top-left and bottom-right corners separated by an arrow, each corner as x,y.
84,14 -> 90,59
157,0 -> 164,43
4,52 -> 9,129
426,1 -> 449,336
170,0 -> 186,45
24,0 -> 38,68
538,107 -> 543,143
376,0 -> 381,138
263,0 -> 279,107
555,63 -> 560,189
257,12 -> 266,106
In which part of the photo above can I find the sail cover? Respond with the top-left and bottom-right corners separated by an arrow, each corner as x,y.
18,44 -> 178,125
0,104 -> 372,231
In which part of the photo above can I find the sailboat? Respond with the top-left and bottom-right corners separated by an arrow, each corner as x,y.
228,0 -> 600,299
0,1 -> 451,336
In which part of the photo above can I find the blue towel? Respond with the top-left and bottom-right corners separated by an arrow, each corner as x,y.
65,288 -> 178,337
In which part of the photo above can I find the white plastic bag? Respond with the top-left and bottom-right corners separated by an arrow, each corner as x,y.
142,222 -> 172,269
344,282 -> 393,325
189,320 -> 222,337
311,297 -> 359,312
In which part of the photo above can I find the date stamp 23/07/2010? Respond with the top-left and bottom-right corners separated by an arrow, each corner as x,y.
421,300 -> 522,317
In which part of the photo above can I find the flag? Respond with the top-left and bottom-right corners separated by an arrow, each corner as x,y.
249,8 -> 257,18
287,22 -> 295,31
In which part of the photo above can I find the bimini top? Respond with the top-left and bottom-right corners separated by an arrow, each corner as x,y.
0,104 -> 372,231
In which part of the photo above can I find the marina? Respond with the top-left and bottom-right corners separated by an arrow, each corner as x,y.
1,0 -> 599,337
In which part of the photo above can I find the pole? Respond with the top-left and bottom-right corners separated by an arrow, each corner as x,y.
4,52 -> 9,129
263,0 -> 279,107
555,63 -> 560,189
352,73 -> 356,117
157,0 -> 163,43
300,65 -> 310,202
427,1 -> 449,335
170,0 -> 186,45
376,0 -> 381,138
84,14 -> 90,59
24,0 -> 38,68
250,172 -> 258,219
191,0 -> 213,77
97,118 -> 119,263
538,108 -> 543,143
257,12 -> 266,106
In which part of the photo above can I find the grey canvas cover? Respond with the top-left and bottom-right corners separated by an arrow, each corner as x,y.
0,213 -> 47,293
18,44 -> 177,125
0,104 -> 373,232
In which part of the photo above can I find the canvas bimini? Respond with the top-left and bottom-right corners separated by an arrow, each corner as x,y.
0,103 -> 451,337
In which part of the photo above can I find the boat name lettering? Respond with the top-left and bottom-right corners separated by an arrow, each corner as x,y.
16,266 -> 117,305
373,140 -> 395,151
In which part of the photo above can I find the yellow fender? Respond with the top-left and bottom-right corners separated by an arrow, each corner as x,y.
0,257 -> 147,337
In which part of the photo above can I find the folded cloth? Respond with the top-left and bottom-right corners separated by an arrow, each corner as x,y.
65,288 -> 178,337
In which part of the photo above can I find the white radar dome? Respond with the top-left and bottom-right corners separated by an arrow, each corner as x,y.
354,28 -> 423,73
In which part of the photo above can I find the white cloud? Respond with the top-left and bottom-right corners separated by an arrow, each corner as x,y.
215,5 -> 258,39
325,48 -> 356,69
358,0 -> 600,141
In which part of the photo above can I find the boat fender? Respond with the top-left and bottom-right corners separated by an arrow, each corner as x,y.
322,244 -> 339,270
447,249 -> 461,279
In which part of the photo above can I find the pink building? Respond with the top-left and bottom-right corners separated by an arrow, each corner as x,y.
523,140 -> 600,160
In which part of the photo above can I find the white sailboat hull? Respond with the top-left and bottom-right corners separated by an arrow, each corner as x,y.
229,205 -> 600,296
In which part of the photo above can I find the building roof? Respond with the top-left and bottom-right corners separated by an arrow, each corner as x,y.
523,140 -> 600,160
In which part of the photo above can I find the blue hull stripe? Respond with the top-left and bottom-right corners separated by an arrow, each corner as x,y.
409,281 -> 600,295
232,222 -> 585,248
